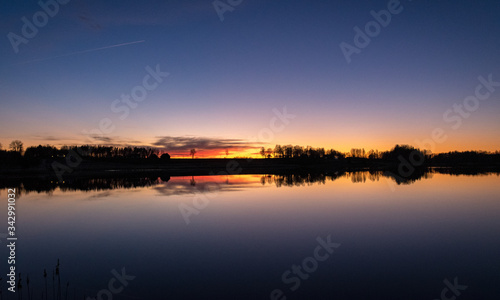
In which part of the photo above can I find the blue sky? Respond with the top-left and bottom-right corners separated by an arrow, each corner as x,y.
1,0 -> 499,155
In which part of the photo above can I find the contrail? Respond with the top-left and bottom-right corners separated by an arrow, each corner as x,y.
13,40 -> 145,65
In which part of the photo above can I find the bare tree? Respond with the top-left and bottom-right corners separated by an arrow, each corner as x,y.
9,140 -> 23,153
274,145 -> 283,158
190,148 -> 196,159
260,147 -> 266,158
266,148 -> 273,159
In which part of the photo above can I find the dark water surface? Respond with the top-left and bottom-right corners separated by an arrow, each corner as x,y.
1,171 -> 499,299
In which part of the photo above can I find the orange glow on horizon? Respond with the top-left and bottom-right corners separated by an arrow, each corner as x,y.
168,148 -> 262,159
2,136 -> 499,158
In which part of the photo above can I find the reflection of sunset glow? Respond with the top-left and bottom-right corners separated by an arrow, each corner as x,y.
6,171 -> 499,199
8,172 -> 500,230
7,174 -> 500,299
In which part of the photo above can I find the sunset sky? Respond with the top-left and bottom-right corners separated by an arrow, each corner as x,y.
1,0 -> 499,157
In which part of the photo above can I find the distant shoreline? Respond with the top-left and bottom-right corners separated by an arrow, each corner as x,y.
2,144 -> 499,180
1,158 -> 499,179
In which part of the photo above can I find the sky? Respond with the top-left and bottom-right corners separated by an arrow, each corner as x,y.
1,0 -> 499,157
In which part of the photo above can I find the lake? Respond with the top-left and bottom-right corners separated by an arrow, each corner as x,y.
2,170 -> 499,299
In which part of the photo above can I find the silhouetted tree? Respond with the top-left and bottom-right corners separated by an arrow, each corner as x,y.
147,148 -> 159,158
274,145 -> 283,158
190,149 -> 196,159
260,147 -> 266,158
147,154 -> 159,161
326,149 -> 344,159
430,150 -> 499,166
367,149 -> 381,159
266,148 -> 273,158
381,144 -> 425,163
292,145 -> 303,158
160,153 -> 170,160
349,148 -> 365,158
283,145 -> 293,158
318,147 -> 325,158
9,140 -> 23,153
24,145 -> 58,159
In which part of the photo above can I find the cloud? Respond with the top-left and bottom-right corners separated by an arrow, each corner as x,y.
152,136 -> 261,153
85,135 -> 114,143
32,135 -> 70,142
30,135 -> 83,145
79,134 -> 146,147
29,134 -> 261,157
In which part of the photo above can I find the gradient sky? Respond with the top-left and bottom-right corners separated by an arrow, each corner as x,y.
1,0 -> 499,157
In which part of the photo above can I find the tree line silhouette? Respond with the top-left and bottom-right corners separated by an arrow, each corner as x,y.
261,144 -> 499,164
259,145 -> 345,159
0,143 -> 172,167
1,140 -> 499,169
258,144 -> 431,160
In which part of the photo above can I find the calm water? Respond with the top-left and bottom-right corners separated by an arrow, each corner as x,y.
1,171 -> 499,299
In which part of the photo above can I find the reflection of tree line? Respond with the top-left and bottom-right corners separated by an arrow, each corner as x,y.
259,171 -> 429,187
0,174 -> 170,195
260,168 -> 498,187
1,169 -> 499,195
260,173 -> 331,187
259,172 -> 381,187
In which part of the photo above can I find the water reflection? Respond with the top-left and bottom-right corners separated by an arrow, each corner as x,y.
2,171 -> 499,299
1,168 -> 498,196
259,170 -> 434,187
153,175 -> 260,197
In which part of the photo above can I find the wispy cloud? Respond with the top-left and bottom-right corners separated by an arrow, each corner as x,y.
86,136 -> 146,147
30,135 -> 82,145
32,135 -> 73,142
29,134 -> 261,157
153,136 -> 261,154
88,135 -> 114,143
